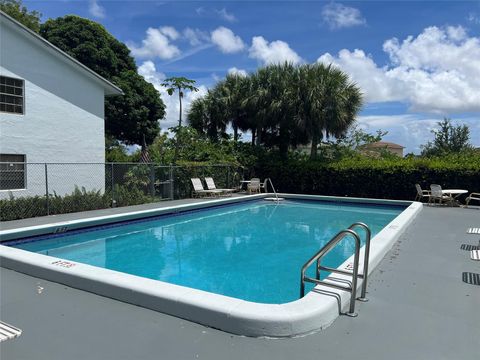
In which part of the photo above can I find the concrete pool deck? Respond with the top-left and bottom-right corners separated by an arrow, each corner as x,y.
1,202 -> 479,359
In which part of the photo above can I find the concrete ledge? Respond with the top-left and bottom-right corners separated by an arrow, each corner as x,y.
0,194 -> 422,337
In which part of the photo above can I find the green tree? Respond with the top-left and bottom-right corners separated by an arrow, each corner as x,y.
296,63 -> 363,159
421,118 -> 473,156
186,63 -> 362,159
161,77 -> 199,163
40,15 -> 165,145
188,90 -> 229,142
0,0 -> 41,32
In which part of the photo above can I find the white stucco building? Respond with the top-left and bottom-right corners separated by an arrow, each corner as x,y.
0,11 -> 123,198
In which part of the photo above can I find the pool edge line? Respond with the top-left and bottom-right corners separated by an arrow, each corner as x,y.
0,194 -> 422,337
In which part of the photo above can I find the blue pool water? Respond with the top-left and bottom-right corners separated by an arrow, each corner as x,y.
10,200 -> 404,304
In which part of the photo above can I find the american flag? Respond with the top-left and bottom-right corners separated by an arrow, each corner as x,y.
140,135 -> 151,163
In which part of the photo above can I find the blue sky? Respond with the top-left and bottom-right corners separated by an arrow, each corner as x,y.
26,0 -> 480,153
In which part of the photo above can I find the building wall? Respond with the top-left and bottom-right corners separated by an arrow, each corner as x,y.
0,18 -> 106,198
390,148 -> 404,157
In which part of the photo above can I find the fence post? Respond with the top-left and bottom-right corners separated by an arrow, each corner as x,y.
44,163 -> 50,215
227,166 -> 230,188
169,165 -> 174,200
150,163 -> 155,197
110,163 -> 115,207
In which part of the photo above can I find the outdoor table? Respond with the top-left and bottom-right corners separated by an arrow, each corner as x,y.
239,180 -> 251,192
442,189 -> 468,206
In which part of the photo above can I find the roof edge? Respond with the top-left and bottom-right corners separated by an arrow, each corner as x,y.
0,10 -> 123,96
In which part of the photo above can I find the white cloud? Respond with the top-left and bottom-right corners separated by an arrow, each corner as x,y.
88,0 -> 105,19
317,25 -> 480,113
358,115 -> 480,154
467,12 -> 480,24
183,28 -> 209,46
216,8 -> 237,22
317,50 -> 405,103
128,27 -> 181,60
138,61 -> 208,129
211,26 -> 245,54
195,7 -> 206,16
228,67 -> 248,77
249,36 -> 303,65
138,60 -> 165,86
321,2 -> 366,30
159,26 -> 180,41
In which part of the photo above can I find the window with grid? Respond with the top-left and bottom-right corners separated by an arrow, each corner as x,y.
0,154 -> 26,190
0,76 -> 24,114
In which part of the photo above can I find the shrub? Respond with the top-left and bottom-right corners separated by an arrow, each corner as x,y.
255,154 -> 480,200
0,185 -> 158,221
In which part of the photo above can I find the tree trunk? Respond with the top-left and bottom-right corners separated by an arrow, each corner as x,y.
178,89 -> 182,127
251,129 -> 256,146
233,125 -> 238,141
279,127 -> 289,159
255,126 -> 262,146
310,132 -> 318,159
173,89 -> 183,165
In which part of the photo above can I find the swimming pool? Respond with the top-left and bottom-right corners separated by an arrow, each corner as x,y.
7,199 -> 403,303
0,193 -> 422,336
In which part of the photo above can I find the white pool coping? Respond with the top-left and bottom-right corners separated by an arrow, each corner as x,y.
0,194 -> 422,337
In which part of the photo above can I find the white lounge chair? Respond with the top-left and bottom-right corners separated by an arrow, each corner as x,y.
191,178 -> 223,198
204,177 -> 235,196
0,321 -> 22,342
465,192 -> 480,207
429,184 -> 453,205
467,228 -> 480,234
415,183 -> 431,202
471,250 -> 480,261
260,179 -> 269,193
247,178 -> 261,194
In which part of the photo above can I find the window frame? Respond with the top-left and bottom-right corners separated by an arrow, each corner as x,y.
0,76 -> 25,115
0,154 -> 27,191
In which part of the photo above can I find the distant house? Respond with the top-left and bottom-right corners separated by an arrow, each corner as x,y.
0,11 -> 123,198
361,141 -> 405,157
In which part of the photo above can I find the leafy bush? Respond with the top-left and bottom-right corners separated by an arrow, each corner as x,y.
255,154 -> 480,200
0,185 -> 158,221
0,193 -> 48,221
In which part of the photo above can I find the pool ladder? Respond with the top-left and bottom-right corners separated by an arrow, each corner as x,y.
263,178 -> 282,202
300,223 -> 371,317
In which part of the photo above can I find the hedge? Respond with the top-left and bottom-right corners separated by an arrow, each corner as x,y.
255,155 -> 480,201
0,186 -> 158,222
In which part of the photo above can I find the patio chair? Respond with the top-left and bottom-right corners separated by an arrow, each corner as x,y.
467,228 -> 480,234
260,179 -> 271,193
204,177 -> 235,196
190,178 -> 223,198
247,178 -> 261,194
471,249 -> 480,261
0,321 -> 22,342
465,192 -> 480,207
429,184 -> 453,205
415,184 -> 431,202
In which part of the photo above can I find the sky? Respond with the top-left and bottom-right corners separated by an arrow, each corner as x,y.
25,0 -> 480,153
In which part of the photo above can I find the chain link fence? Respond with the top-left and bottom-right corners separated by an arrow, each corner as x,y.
0,162 -> 244,221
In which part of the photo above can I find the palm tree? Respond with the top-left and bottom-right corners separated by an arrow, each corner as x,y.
188,88 -> 229,141
218,74 -> 249,141
161,77 -> 199,164
296,63 -> 363,159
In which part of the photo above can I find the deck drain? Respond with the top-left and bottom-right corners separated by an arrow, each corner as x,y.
462,272 -> 480,286
460,244 -> 479,251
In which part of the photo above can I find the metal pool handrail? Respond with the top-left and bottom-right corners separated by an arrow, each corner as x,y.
316,223 -> 371,301
264,178 -> 279,201
348,222 -> 371,301
300,229 -> 361,317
